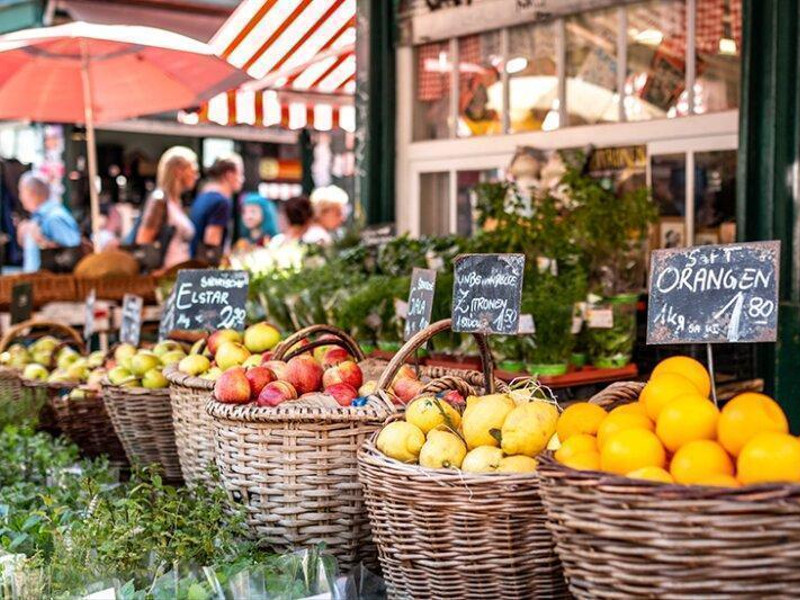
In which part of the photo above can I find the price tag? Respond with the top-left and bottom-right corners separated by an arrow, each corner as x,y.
10,282 -> 32,324
84,289 -> 96,342
451,253 -> 525,335
518,313 -> 536,334
158,269 -> 249,339
587,307 -> 614,329
120,294 -> 143,346
647,241 -> 780,344
404,267 -> 437,340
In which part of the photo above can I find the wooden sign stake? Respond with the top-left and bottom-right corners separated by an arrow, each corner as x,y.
706,343 -> 718,407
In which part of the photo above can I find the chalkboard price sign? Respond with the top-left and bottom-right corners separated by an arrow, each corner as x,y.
404,267 -> 437,340
159,270 -> 249,340
647,241 -> 780,345
11,283 -> 32,325
452,253 -> 525,334
120,294 -> 143,347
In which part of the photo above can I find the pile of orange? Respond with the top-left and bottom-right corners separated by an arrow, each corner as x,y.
554,355 -> 800,487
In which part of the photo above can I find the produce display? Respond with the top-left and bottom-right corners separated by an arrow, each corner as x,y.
375,380 -> 558,473
1,336 -> 107,386
553,355 -> 799,486
104,340 -> 187,389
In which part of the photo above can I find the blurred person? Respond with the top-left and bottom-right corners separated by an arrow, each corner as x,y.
237,193 -> 279,249
135,146 -> 198,269
17,172 -> 81,272
190,153 -> 244,257
305,185 -> 348,245
268,195 -> 314,248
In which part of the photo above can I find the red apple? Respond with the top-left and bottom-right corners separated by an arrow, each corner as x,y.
392,377 -> 424,404
245,366 -> 276,400
284,354 -> 323,395
288,338 -> 311,356
261,351 -> 274,363
326,382 -> 358,407
319,346 -> 351,369
322,360 -> 363,390
440,389 -> 465,405
208,329 -> 242,356
312,334 -> 341,363
214,367 -> 251,404
263,360 -> 288,380
393,364 -> 417,384
256,380 -> 298,407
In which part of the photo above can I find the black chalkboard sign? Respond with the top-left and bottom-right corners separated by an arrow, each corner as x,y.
647,241 -> 780,344
404,268 -> 437,340
159,270 -> 249,339
120,294 -> 143,346
452,253 -> 525,334
11,282 -> 32,325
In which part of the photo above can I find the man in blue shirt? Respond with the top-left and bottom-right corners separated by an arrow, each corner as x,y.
17,172 -> 81,272
190,153 -> 244,258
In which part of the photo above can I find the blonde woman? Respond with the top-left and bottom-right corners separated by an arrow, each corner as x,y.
135,146 -> 198,269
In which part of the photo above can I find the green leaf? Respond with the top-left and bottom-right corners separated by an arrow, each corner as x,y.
489,428 -> 503,444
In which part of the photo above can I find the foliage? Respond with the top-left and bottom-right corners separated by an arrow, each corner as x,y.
586,296 -> 639,365
336,276 -> 411,344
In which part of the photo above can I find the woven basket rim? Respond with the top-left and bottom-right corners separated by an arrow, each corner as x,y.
20,377 -> 78,391
537,451 -> 800,503
100,378 -> 171,397
163,364 -> 215,390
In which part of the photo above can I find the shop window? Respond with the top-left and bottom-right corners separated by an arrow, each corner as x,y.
457,32 -> 503,137
414,42 -> 452,141
566,9 -> 620,126
456,169 -> 503,235
694,150 -> 737,245
419,172 -> 451,235
651,153 -> 687,248
694,0 -> 741,113
625,0 -> 687,121
507,21 -> 558,133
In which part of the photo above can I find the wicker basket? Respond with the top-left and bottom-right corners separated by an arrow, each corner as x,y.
358,319 -> 568,600
50,386 -> 128,464
163,364 -> 216,487
537,380 -> 800,599
206,324 -> 395,572
101,381 -> 182,483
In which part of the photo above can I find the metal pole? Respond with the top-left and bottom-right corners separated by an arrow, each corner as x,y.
706,343 -> 717,406
79,38 -> 101,252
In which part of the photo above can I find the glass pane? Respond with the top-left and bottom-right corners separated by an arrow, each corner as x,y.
694,150 -> 737,245
695,0 -> 741,113
414,42 -> 452,141
457,32 -> 503,137
625,0 -> 687,121
651,153 -> 686,249
455,169 -> 504,236
419,172 -> 451,236
566,9 -> 619,126
507,21 -> 558,133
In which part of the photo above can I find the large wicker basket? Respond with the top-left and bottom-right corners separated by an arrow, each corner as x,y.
163,364 -> 216,487
537,380 -> 800,599
205,324 -> 395,572
357,319 -> 568,600
101,381 -> 182,483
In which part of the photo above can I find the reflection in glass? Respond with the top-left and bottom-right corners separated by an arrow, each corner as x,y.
414,42 -> 452,140
566,9 -> 619,125
419,172 -> 451,236
456,169 -> 503,236
506,22 -> 558,133
651,153 -> 687,249
625,1 -> 686,121
694,150 -> 737,245
695,0 -> 741,113
457,32 -> 503,137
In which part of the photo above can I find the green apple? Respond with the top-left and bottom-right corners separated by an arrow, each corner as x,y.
200,366 -> 223,381
87,350 -> 106,369
141,368 -> 169,389
242,354 -> 262,368
31,336 -> 58,353
207,329 -> 242,356
189,338 -> 210,357
215,342 -> 251,371
152,340 -> 184,357
108,366 -> 135,386
7,348 -> 31,368
66,363 -> 89,382
243,322 -> 282,353
0,351 -> 11,365
68,387 -> 88,400
130,352 -> 160,377
56,348 -> 79,370
178,354 -> 211,376
31,350 -> 52,367
22,363 -> 48,381
86,368 -> 106,388
48,369 -> 72,383
159,350 -> 187,367
113,343 -> 137,364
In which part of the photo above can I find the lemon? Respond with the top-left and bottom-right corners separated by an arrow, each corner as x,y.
501,401 -> 559,458
546,432 -> 562,451
405,396 -> 462,434
462,394 -> 515,449
461,446 -> 504,473
497,455 -> 538,473
419,429 -> 467,469
376,421 -> 425,463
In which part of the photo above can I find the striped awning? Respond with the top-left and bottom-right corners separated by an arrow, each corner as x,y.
184,0 -> 356,132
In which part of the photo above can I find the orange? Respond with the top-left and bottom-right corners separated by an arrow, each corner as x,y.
640,373 -> 702,421
737,432 -> 800,485
691,473 -> 741,488
627,466 -> 674,484
656,393 -> 720,452
596,412 -> 654,449
651,356 -> 711,397
718,393 -> 789,457
556,402 -> 607,441
600,429 -> 666,475
555,434 -> 597,464
670,440 -> 734,485
560,450 -> 601,471
609,402 -> 648,418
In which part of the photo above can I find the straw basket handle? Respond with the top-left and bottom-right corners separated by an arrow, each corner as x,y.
0,319 -> 85,354
273,324 -> 366,362
588,381 -> 645,411
376,319 -> 495,395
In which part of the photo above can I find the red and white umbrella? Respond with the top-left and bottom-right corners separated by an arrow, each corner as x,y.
0,21 -> 249,243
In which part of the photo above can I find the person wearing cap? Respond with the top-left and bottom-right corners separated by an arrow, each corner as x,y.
304,185 -> 348,245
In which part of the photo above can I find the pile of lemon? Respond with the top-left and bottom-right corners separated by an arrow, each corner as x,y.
375,391 -> 559,474
554,356 -> 800,486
